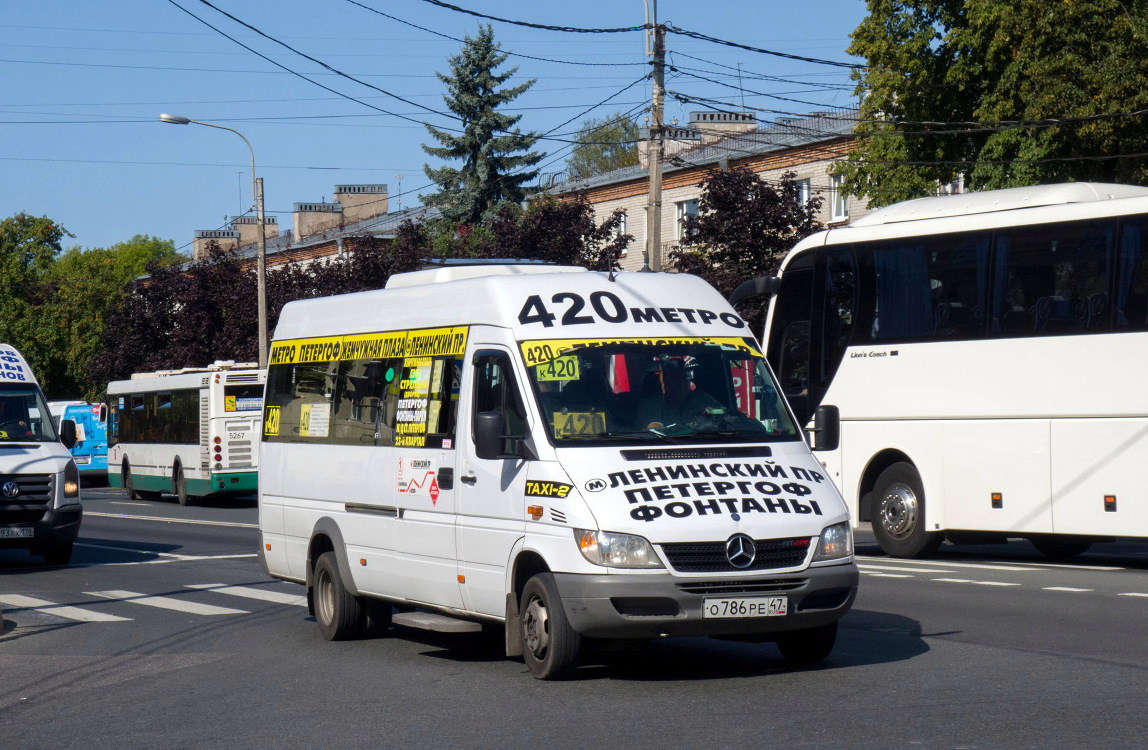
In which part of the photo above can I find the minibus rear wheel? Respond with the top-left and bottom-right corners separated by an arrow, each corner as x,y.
520,573 -> 581,680
314,551 -> 361,641
871,462 -> 943,558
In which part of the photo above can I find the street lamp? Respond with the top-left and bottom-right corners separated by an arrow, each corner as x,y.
159,113 -> 269,368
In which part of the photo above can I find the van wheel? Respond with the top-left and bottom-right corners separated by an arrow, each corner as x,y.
41,542 -> 74,566
871,462 -> 943,558
174,466 -> 190,506
313,552 -> 361,641
776,621 -> 837,666
1030,536 -> 1092,560
520,573 -> 581,680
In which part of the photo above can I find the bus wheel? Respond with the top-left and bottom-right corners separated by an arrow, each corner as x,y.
871,462 -> 943,558
1030,536 -> 1091,560
123,462 -> 142,501
520,573 -> 581,680
313,551 -> 361,641
174,466 -> 190,506
41,542 -> 73,566
776,621 -> 837,666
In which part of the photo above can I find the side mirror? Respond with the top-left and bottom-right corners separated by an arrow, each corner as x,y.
60,419 -> 77,450
728,276 -> 782,307
811,405 -> 840,452
475,411 -> 537,461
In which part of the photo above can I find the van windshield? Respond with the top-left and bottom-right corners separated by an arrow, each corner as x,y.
519,337 -> 801,445
0,386 -> 58,443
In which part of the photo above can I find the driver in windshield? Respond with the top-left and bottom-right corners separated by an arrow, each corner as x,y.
635,359 -> 725,430
0,398 -> 28,438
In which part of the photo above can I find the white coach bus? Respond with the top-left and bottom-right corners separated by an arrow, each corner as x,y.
107,362 -> 265,505
259,265 -> 858,679
751,182 -> 1148,559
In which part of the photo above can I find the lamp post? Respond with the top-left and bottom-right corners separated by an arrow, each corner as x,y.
160,113 -> 269,368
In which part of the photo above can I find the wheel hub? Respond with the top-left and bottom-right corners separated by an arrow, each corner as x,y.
879,482 -> 919,541
315,568 -> 334,625
522,595 -> 550,657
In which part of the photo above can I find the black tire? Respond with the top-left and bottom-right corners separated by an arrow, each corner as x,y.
313,551 -> 362,641
520,573 -> 581,680
870,462 -> 943,558
41,542 -> 74,566
174,465 -> 190,506
776,621 -> 837,666
123,461 -> 142,501
359,598 -> 392,638
1030,536 -> 1092,560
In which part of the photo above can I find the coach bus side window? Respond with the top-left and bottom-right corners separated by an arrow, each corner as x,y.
1115,216 -> 1148,329
767,253 -> 815,424
991,220 -> 1114,335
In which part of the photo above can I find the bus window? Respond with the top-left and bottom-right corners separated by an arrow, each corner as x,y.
1115,217 -> 1148,329
767,252 -> 814,422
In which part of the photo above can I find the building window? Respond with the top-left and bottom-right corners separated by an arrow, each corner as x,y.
795,179 -> 811,207
830,175 -> 849,221
676,199 -> 699,241
612,210 -> 628,257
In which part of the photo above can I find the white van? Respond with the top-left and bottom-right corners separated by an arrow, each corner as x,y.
258,266 -> 858,679
0,345 -> 81,565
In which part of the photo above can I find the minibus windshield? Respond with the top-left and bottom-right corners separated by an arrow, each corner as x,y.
0,386 -> 58,442
519,337 -> 801,445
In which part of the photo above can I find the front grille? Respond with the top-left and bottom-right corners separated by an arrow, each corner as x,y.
676,578 -> 807,596
0,473 -> 53,506
621,446 -> 772,461
661,536 -> 810,573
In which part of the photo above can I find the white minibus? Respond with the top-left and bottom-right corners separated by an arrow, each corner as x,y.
259,265 -> 858,679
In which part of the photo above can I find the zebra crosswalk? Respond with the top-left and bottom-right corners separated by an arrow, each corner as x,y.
0,583 -> 307,625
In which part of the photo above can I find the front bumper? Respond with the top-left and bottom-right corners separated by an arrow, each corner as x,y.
0,506 -> 82,551
554,562 -> 858,639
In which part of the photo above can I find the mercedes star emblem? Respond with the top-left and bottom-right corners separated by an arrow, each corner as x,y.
725,533 -> 756,568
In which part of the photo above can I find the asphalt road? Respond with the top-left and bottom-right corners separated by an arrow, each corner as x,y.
2,486 -> 1146,749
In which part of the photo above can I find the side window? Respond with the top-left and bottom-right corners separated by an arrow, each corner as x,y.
472,351 -> 527,440
1116,216 -> 1148,329
331,357 -> 402,447
819,248 -> 857,385
264,361 -> 338,444
991,220 -> 1114,335
395,355 -> 462,449
766,254 -> 815,400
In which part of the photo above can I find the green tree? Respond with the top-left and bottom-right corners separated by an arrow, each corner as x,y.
422,24 -> 544,225
0,213 -> 69,392
838,0 -> 1148,208
566,112 -> 640,180
48,235 -> 185,398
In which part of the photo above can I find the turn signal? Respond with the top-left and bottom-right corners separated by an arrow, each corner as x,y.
527,505 -> 544,521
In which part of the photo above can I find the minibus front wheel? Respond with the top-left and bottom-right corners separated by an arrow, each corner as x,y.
520,573 -> 581,680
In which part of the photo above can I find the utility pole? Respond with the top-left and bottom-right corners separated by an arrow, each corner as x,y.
645,7 -> 665,272
255,176 -> 268,369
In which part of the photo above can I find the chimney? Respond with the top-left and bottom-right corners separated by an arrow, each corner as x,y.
688,111 -> 758,145
192,229 -> 239,260
638,124 -> 703,168
292,202 -> 343,241
229,215 -> 279,248
334,184 -> 388,224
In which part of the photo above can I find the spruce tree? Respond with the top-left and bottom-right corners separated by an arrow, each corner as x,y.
422,25 -> 543,225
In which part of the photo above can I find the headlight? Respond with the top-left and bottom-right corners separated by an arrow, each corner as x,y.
812,521 -> 852,562
61,460 -> 81,504
574,529 -> 664,569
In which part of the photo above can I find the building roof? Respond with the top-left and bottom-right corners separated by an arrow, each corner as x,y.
548,108 -> 858,195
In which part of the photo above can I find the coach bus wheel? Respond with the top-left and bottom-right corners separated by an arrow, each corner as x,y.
871,462 -> 943,558
174,466 -> 190,507
776,621 -> 837,666
1030,536 -> 1092,560
520,573 -> 581,680
123,461 -> 142,501
314,552 -> 362,641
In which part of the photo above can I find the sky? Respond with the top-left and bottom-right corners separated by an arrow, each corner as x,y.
0,0 -> 869,255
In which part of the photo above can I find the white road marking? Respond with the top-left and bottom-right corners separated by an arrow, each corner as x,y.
1117,592 -> 1148,598
864,572 -> 914,579
76,542 -> 257,561
88,590 -> 249,616
1007,561 -> 1124,572
109,502 -> 152,507
186,584 -> 307,607
0,594 -> 131,622
84,511 -> 258,529
858,563 -> 957,574
931,578 -> 1021,587
860,558 -> 1038,572
1043,587 -> 1093,593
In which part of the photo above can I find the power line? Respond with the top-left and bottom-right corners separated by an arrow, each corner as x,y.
665,24 -> 862,69
412,0 -> 648,33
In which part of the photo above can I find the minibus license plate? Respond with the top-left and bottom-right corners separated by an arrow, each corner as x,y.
0,528 -> 34,539
703,596 -> 787,619
75,456 -> 91,464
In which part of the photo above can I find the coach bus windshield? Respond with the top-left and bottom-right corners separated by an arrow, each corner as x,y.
519,337 -> 800,445
0,386 -> 58,442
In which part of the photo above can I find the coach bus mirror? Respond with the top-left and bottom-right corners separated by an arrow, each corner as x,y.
728,276 -> 782,307
811,405 -> 840,452
60,419 -> 77,450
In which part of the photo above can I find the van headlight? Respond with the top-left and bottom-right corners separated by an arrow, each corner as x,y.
812,521 -> 852,562
574,529 -> 664,569
61,460 -> 81,505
